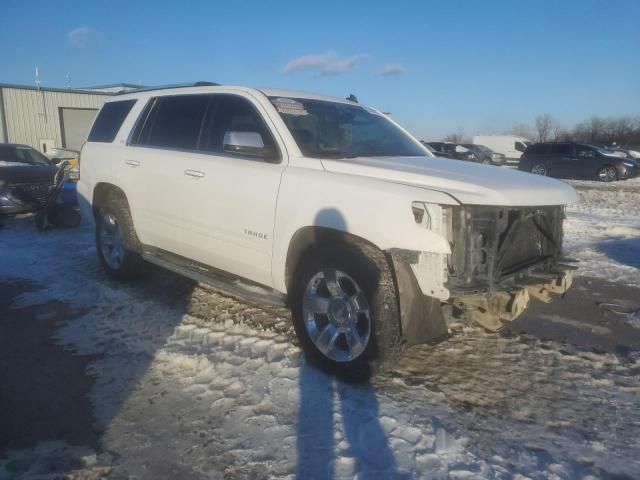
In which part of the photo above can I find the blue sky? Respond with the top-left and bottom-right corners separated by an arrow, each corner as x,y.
1,0 -> 639,139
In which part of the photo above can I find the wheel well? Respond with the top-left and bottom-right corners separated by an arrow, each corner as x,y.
284,226 -> 386,292
92,183 -> 128,218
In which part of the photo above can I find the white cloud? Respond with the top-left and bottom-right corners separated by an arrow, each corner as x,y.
283,51 -> 335,73
379,63 -> 407,76
68,26 -> 96,49
282,52 -> 367,75
321,54 -> 368,75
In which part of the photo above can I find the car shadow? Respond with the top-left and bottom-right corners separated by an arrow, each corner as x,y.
296,363 -> 398,479
597,237 -> 640,268
0,219 -> 197,477
295,208 -> 399,478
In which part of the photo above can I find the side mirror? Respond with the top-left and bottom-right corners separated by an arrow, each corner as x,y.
223,131 -> 278,161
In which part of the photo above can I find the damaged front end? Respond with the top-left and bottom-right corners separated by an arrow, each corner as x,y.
390,203 -> 576,344
445,205 -> 576,331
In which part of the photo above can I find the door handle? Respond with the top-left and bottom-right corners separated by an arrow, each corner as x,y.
125,159 -> 140,167
184,169 -> 205,178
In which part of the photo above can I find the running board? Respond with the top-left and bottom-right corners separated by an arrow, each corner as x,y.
141,247 -> 287,308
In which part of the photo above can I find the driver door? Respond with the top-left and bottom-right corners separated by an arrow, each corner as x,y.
177,93 -> 287,287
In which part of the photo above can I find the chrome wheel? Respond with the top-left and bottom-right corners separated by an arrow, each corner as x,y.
99,212 -> 125,270
597,166 -> 617,182
302,269 -> 371,362
482,158 -> 491,165
531,164 -> 547,176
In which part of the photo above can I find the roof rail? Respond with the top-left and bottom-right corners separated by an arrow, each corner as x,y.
115,81 -> 220,95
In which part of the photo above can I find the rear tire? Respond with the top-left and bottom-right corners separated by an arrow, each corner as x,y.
95,193 -> 145,280
531,163 -> 547,176
597,165 -> 617,182
290,243 -> 403,382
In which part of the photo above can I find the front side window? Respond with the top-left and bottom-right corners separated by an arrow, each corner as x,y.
88,100 -> 136,143
270,97 -> 426,159
575,145 -> 596,158
199,95 -> 277,156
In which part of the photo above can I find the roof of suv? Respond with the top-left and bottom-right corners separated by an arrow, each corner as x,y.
110,84 -> 357,106
0,143 -> 32,149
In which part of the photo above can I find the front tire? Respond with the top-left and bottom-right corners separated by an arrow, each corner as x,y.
290,243 -> 403,381
95,194 -> 144,280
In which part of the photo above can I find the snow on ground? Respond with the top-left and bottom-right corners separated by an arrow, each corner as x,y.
1,177 -> 639,479
564,177 -> 640,286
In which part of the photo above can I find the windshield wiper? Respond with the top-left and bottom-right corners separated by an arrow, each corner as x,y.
315,152 -> 360,159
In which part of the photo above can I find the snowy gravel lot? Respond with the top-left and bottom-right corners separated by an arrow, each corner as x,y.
1,177 -> 639,479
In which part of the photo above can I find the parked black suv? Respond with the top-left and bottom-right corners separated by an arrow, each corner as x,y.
0,144 -> 57,217
519,142 -> 640,181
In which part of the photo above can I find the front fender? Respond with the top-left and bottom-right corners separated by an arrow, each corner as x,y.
271,167 -> 458,292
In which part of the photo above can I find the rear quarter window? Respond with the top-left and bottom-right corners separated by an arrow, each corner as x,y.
526,144 -> 549,155
549,144 -> 572,155
87,100 -> 137,143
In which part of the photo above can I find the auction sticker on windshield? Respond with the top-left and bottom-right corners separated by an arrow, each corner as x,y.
271,98 -> 308,116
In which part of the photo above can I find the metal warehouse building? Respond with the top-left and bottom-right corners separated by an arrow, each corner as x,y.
0,83 -> 140,153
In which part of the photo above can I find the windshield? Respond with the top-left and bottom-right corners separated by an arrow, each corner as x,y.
269,97 -> 427,159
0,146 -> 49,165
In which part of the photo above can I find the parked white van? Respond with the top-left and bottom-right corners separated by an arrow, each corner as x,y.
473,135 -> 533,162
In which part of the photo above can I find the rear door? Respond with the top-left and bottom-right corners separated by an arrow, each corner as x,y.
177,93 -> 287,286
125,94 -> 210,254
572,144 -> 599,178
548,143 -> 573,177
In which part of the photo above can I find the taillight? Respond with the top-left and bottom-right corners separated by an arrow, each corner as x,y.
68,156 -> 80,181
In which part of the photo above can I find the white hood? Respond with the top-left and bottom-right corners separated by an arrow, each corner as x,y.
321,156 -> 578,206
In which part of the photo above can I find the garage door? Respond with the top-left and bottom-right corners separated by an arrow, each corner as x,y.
60,107 -> 99,151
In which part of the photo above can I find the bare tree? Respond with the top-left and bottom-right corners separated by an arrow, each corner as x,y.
611,116 -> 634,145
444,128 -> 466,143
508,122 -> 532,139
582,117 -> 607,143
552,123 -> 565,141
535,114 -> 555,142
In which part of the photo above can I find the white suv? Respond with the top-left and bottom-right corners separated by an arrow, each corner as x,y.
79,83 -> 578,379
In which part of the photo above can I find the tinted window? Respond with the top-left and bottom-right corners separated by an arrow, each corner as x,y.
574,145 -> 596,158
442,144 -> 457,153
142,95 -> 209,150
200,95 -> 277,155
515,141 -> 527,152
0,145 -> 49,165
88,100 -> 136,143
527,144 -> 549,154
549,144 -> 572,155
271,97 -> 425,159
129,99 -> 156,146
